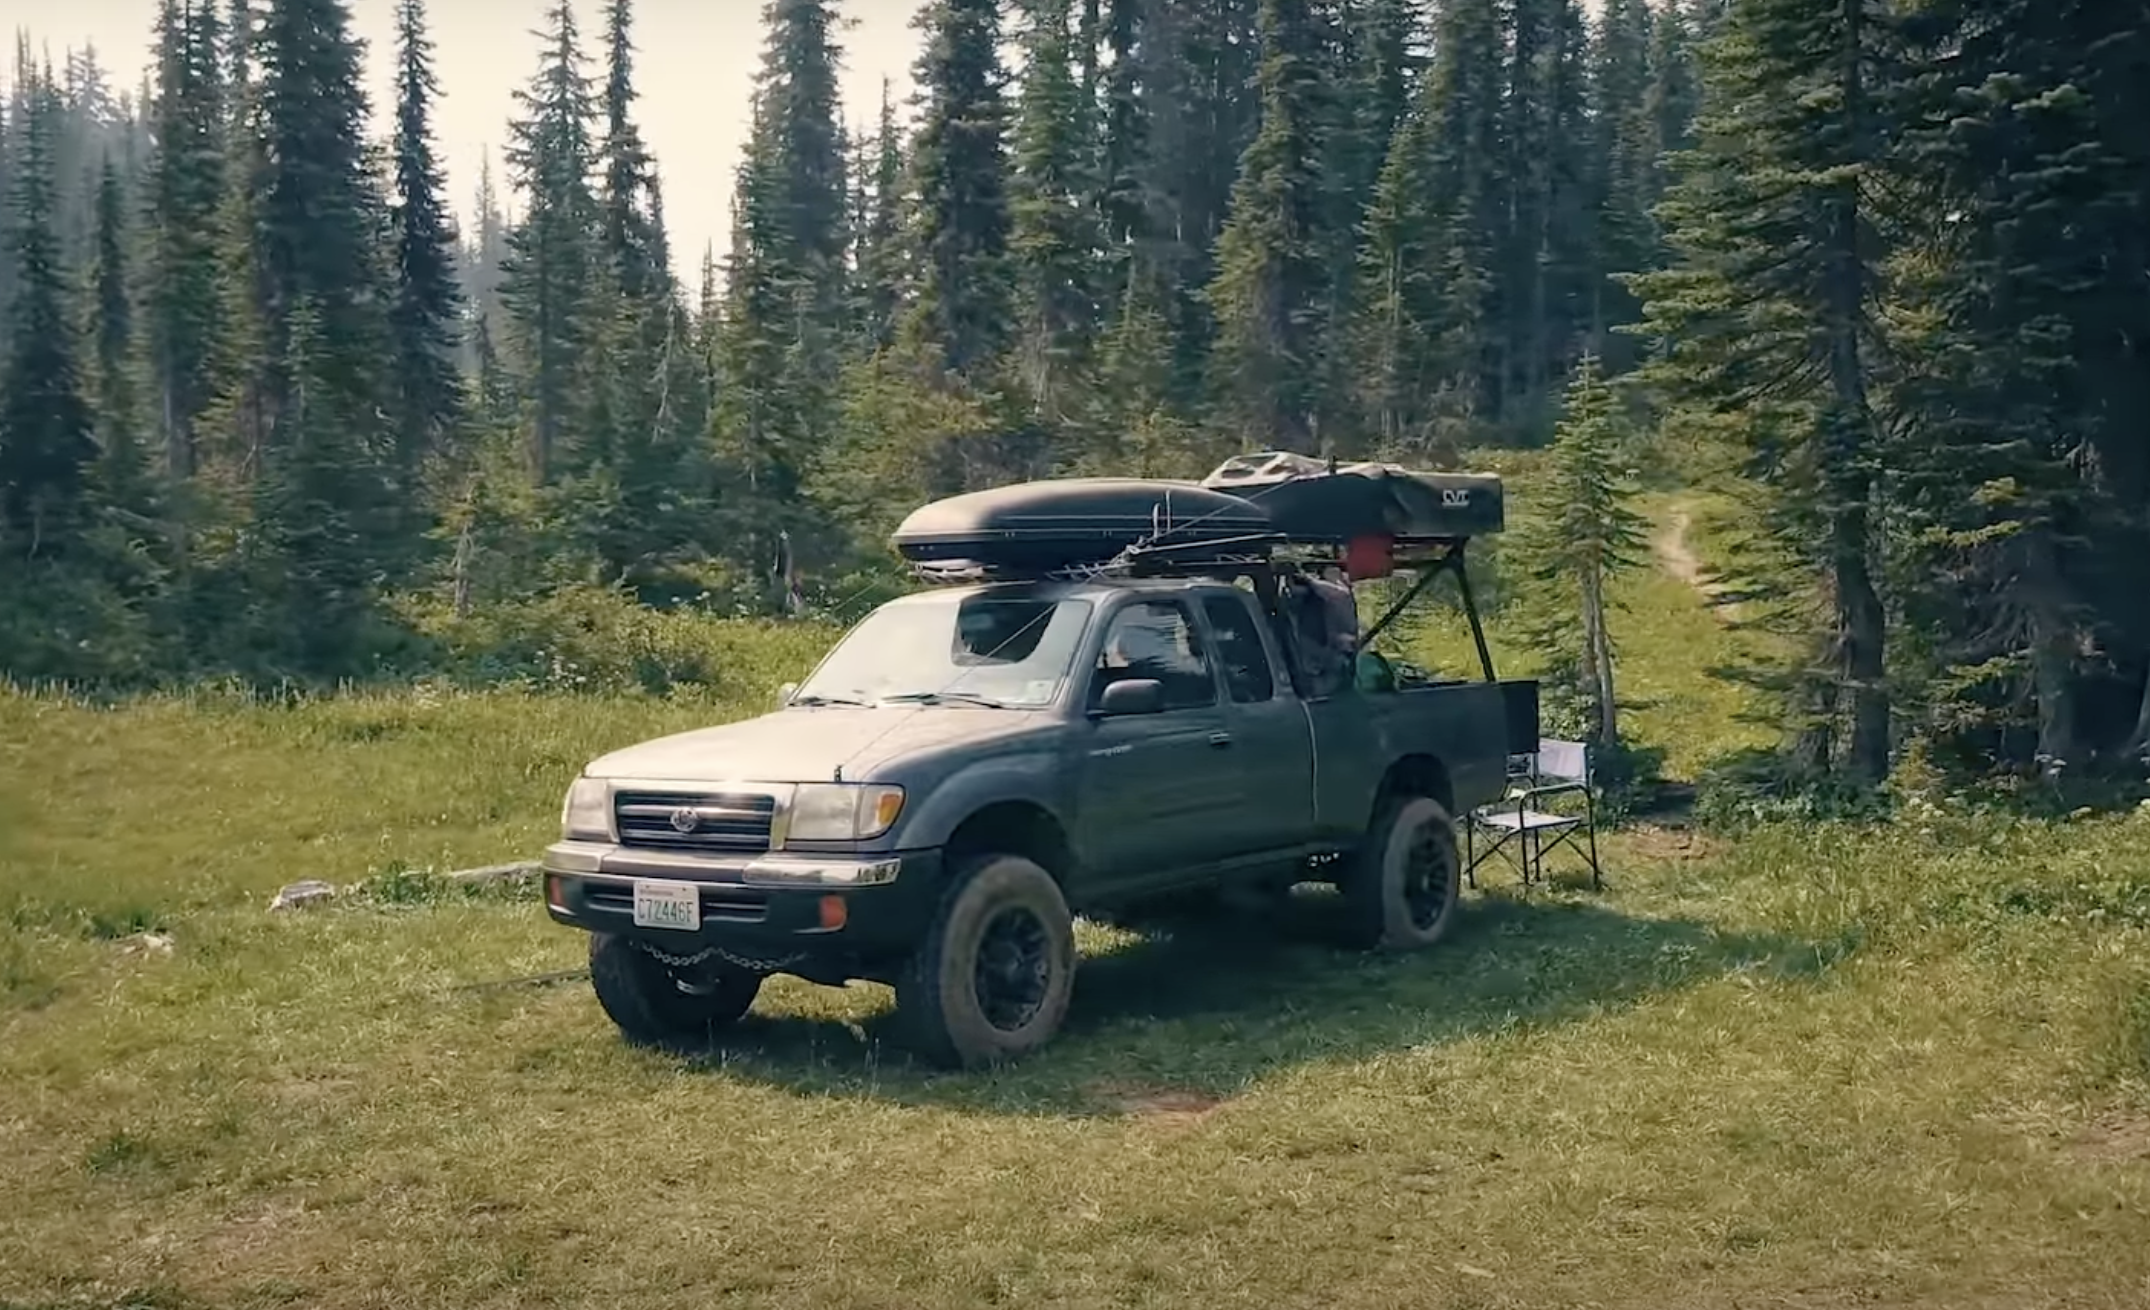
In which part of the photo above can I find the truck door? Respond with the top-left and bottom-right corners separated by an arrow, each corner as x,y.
1072,597 -> 1238,889
1197,591 -> 1317,856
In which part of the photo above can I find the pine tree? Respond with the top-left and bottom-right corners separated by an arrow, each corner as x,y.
1503,0 -> 1562,419
1543,0 -> 1597,380
0,65 -> 95,557
86,156 -> 150,510
244,0 -> 389,412
1097,0 -> 1146,268
1645,0 -> 1700,202
1523,355 -> 1648,743
1204,0 -> 1333,451
851,80 -> 906,353
1418,0 -> 1504,421
598,0 -> 665,301
246,292 -> 388,673
1348,82 -> 1442,451
501,0 -> 599,483
463,147 -> 508,342
143,0 -> 226,478
903,0 -> 1012,377
1008,0 -> 1103,423
714,0 -> 849,515
222,0 -> 404,632
1890,0 -> 2150,771
387,0 -> 464,478
1592,0 -> 1656,355
1630,0 -> 1903,781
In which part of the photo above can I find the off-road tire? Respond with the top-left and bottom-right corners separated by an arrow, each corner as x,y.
588,932 -> 763,1048
894,854 -> 1077,1070
1341,794 -> 1462,951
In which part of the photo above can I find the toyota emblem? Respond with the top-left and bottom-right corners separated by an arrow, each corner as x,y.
668,806 -> 701,834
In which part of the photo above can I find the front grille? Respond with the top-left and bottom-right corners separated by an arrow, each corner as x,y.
614,790 -> 777,854
582,881 -> 770,923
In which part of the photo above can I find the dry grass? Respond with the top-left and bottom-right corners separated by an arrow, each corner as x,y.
4,506 -> 2149,1310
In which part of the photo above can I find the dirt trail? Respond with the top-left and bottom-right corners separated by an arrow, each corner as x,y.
1653,505 -> 1744,621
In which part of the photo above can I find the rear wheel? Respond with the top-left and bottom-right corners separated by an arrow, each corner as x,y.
1341,795 -> 1461,950
588,932 -> 763,1048
895,854 -> 1077,1069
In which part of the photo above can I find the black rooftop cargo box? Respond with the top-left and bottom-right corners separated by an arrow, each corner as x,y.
891,477 -> 1273,576
1201,450 -> 1504,542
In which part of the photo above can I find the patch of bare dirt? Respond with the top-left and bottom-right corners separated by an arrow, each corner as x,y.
1619,824 -> 1724,863
1655,508 -> 1746,622
1088,1081 -> 1227,1127
2070,1109 -> 2150,1164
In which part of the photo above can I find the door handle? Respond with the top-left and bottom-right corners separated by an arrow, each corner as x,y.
1208,732 -> 1233,749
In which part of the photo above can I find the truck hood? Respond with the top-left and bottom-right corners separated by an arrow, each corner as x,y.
581,706 -> 1053,782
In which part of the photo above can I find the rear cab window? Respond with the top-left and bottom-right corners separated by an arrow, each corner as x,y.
1199,593 -> 1276,704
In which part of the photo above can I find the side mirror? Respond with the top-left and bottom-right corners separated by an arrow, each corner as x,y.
778,682 -> 799,705
1094,678 -> 1165,717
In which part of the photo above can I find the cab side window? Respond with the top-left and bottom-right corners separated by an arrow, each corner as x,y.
1201,595 -> 1275,704
1090,601 -> 1217,710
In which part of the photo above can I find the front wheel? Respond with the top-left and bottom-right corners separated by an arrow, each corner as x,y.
895,854 -> 1077,1069
1341,795 -> 1462,951
588,932 -> 763,1048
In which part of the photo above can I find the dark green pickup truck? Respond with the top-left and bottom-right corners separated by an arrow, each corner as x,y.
543,461 -> 1530,1067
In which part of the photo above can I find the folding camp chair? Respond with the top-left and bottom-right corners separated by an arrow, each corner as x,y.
1464,739 -> 1603,890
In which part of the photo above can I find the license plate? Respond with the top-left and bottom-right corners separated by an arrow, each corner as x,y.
631,879 -> 701,931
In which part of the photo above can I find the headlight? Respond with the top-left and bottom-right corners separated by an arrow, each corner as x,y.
785,783 -> 905,842
560,776 -> 611,840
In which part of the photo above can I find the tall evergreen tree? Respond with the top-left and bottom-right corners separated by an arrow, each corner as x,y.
86,156 -> 149,508
850,80 -> 906,353
714,0 -> 849,507
1348,78 -> 1443,451
0,66 -> 95,556
598,0 -> 664,301
1890,0 -> 2150,771
221,0 -> 404,643
1415,0 -> 1503,420
1631,0 -> 1904,781
1592,0 -> 1656,356
1204,0 -> 1334,451
903,0 -> 1012,377
1645,0 -> 1700,202
1522,355 -> 1648,743
243,0 -> 387,413
387,0 -> 464,477
143,0 -> 226,478
1502,0 -> 1561,418
500,0 -> 599,482
463,147 -> 508,339
1008,0 -> 1103,422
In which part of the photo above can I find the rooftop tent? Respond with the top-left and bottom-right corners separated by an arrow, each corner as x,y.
1200,451 -> 1505,543
891,477 -> 1274,578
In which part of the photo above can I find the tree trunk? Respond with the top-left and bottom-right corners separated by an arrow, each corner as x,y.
1586,566 -> 1619,743
2022,532 -> 2077,774
451,521 -> 474,618
2128,666 -> 2150,762
1822,0 -> 1888,783
1831,492 -> 1889,781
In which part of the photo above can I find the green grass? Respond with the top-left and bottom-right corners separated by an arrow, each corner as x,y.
4,504 -> 2149,1309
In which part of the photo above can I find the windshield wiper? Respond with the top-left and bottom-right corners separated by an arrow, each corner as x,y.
790,692 -> 874,707
877,690 -> 1012,709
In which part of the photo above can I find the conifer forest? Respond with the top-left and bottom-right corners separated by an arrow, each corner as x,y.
0,0 -> 2145,794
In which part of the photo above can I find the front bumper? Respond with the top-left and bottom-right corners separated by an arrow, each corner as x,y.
540,840 -> 943,959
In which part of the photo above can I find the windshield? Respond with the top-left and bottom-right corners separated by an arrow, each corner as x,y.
793,593 -> 1094,709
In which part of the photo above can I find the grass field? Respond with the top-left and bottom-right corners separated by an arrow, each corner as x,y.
4,500 -> 2149,1309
